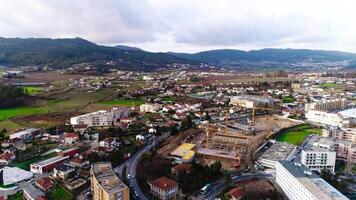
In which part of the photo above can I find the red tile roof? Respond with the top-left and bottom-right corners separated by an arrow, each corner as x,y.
151,176 -> 177,190
0,152 -> 14,161
64,133 -> 78,138
227,187 -> 244,198
35,177 -> 54,191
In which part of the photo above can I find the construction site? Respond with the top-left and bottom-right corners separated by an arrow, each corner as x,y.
156,112 -> 298,170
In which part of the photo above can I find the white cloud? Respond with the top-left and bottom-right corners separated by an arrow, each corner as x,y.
0,0 -> 356,53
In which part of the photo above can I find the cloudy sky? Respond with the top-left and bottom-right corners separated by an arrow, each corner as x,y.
1,0 -> 356,53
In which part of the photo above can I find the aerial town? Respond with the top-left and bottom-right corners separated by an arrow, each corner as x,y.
0,68 -> 355,200
1,1 -> 356,200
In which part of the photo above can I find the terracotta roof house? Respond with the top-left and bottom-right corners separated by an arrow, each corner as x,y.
35,177 -> 54,192
227,187 -> 244,200
149,176 -> 178,200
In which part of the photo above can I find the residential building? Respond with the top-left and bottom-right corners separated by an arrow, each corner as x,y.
149,176 -> 178,200
91,162 -> 129,200
53,164 -> 75,180
140,103 -> 162,113
70,107 -> 129,127
301,146 -> 336,173
276,160 -> 348,200
99,137 -> 119,151
35,177 -> 54,192
305,98 -> 347,112
63,133 -> 79,145
305,110 -> 345,127
322,128 -> 356,143
10,128 -> 41,142
0,152 -> 16,165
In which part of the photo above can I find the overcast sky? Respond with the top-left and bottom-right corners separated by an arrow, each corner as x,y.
1,0 -> 356,53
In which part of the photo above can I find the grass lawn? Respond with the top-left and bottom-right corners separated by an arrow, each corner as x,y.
282,96 -> 295,103
320,82 -> 338,88
22,86 -> 43,95
162,96 -> 175,101
0,120 -> 23,135
8,192 -> 22,200
0,106 -> 49,121
14,152 -> 57,170
47,186 -> 74,200
276,124 -> 321,145
99,99 -> 145,106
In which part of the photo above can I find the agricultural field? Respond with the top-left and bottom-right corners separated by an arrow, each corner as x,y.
99,99 -> 145,106
276,123 -> 321,145
47,186 -> 74,200
21,86 -> 44,95
0,106 -> 49,121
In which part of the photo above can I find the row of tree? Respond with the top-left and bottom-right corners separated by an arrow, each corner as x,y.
0,85 -> 26,108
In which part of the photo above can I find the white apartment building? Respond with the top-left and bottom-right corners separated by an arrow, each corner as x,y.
305,110 -> 346,127
305,98 -> 347,112
276,160 -> 348,200
301,146 -> 336,173
70,107 -> 129,127
322,128 -> 356,143
139,103 -> 162,113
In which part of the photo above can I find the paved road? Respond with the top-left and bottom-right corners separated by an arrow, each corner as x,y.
115,135 -> 167,200
200,172 -> 274,200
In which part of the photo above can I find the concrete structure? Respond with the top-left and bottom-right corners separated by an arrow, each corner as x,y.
276,160 -> 348,200
70,107 -> 129,127
140,103 -> 162,113
258,141 -> 296,169
0,167 -> 33,185
305,110 -> 345,127
230,95 -> 279,108
149,176 -> 178,200
305,98 -> 347,112
90,162 -> 129,200
30,156 -> 69,174
197,148 -> 241,170
322,128 -> 356,143
23,184 -> 46,200
301,146 -> 336,173
10,128 -> 41,142
53,164 -> 75,180
3,70 -> 23,78
170,143 -> 196,163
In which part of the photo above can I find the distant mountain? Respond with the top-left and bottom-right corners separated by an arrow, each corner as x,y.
1,37 -> 355,72
114,45 -> 143,51
0,37 -> 194,71
170,48 -> 356,70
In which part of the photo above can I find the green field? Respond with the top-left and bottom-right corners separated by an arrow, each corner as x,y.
0,120 -> 23,132
320,82 -> 338,88
99,99 -> 145,106
47,186 -> 74,200
162,96 -> 175,101
14,152 -> 57,170
276,124 -> 321,145
22,86 -> 43,95
0,106 -> 49,121
8,192 -> 22,200
282,96 -> 295,103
